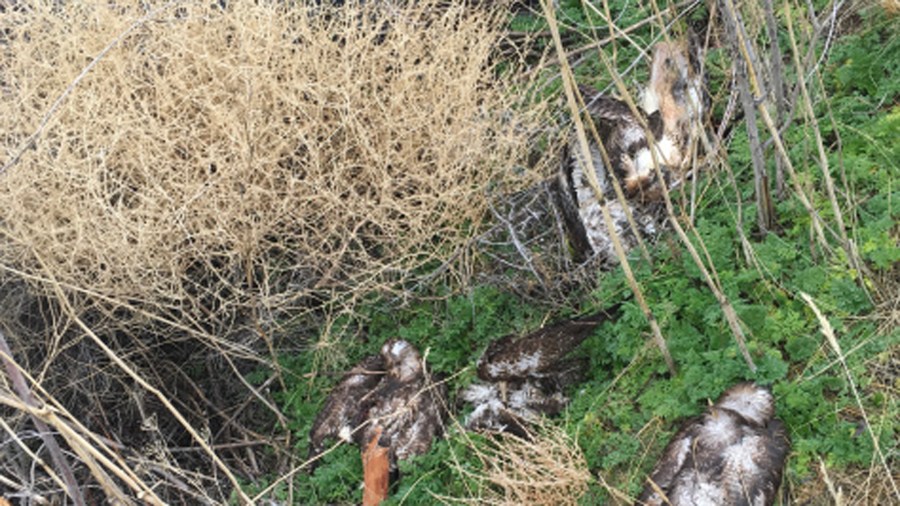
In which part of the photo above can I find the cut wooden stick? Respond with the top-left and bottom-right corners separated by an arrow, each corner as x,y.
362,427 -> 390,506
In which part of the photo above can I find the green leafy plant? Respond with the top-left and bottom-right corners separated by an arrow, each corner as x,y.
254,3 -> 898,505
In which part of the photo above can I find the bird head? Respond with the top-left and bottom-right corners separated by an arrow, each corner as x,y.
716,383 -> 775,426
381,339 -> 423,382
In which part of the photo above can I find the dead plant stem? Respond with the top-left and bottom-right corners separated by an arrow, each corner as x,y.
784,0 -> 871,302
542,0 -> 676,374
719,0 -> 776,232
0,330 -> 85,506
720,0 -> 832,251
37,275 -> 253,503
800,292 -> 900,501
589,28 -> 758,372
0,1 -> 178,177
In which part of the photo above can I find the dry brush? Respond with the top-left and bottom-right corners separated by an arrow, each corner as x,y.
0,1 -> 547,502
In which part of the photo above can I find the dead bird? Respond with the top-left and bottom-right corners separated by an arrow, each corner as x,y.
307,339 -> 446,503
462,308 -> 617,436
557,40 -> 706,263
635,382 -> 790,506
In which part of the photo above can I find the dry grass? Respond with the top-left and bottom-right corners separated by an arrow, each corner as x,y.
882,0 -> 900,16
449,422 -> 592,506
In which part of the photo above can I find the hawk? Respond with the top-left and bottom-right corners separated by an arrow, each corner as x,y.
307,339 -> 446,502
635,382 -> 790,506
558,40 -> 705,262
462,309 -> 616,436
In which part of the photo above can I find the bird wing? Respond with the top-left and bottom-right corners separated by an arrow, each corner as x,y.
477,310 -> 616,382
386,377 -> 447,464
362,376 -> 447,466
635,421 -> 698,506
637,386 -> 790,506
726,419 -> 790,506
558,87 -> 667,259
307,354 -> 385,466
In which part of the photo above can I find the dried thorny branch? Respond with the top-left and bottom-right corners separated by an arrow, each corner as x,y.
0,1 -> 178,177
0,0 -> 544,334
0,2 -> 550,501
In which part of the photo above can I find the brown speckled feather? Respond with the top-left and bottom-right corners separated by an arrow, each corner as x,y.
307,340 -> 446,473
464,309 -> 618,434
636,383 -> 790,506
476,311 -> 611,382
307,354 -> 385,467
356,340 -> 447,468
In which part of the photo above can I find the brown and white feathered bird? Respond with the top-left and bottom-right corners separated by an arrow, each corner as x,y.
307,339 -> 446,472
462,310 -> 616,436
558,40 -> 705,261
635,383 -> 790,506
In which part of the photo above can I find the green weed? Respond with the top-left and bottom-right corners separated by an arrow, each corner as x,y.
250,3 -> 898,505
